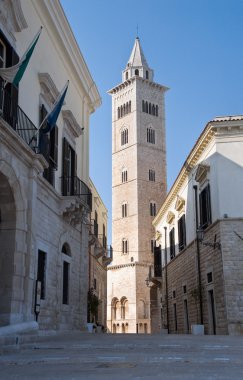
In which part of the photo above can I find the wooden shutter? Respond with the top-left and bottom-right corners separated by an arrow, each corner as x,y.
154,245 -> 162,277
62,137 -> 69,195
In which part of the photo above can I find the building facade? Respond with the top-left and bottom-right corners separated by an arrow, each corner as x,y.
88,179 -> 112,329
0,0 -> 101,331
107,38 -> 167,333
153,116 -> 243,335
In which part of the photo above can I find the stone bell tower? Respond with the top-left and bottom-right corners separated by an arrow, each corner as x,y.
107,37 -> 167,333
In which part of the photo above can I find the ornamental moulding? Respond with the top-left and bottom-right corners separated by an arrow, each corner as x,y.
175,195 -> 185,213
38,73 -> 64,107
166,211 -> 175,224
195,163 -> 210,184
62,110 -> 83,139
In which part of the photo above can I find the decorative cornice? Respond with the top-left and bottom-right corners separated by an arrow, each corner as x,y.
108,261 -> 151,271
108,76 -> 169,95
195,163 -> 210,183
38,73 -> 60,107
9,0 -> 28,31
166,211 -> 175,224
62,110 -> 83,138
175,195 -> 185,212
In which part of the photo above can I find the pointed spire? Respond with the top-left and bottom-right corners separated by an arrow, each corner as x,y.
122,38 -> 154,83
127,37 -> 149,69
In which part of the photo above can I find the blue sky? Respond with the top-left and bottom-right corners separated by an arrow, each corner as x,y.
61,0 -> 243,243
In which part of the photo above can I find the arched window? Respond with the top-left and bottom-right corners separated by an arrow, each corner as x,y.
118,107 -> 120,119
145,101 -> 148,113
129,101 -> 131,113
150,201 -> 156,216
121,128 -> 128,145
149,103 -> 152,114
147,127 -> 155,144
111,298 -> 119,320
152,104 -> 155,116
142,100 -> 145,112
62,243 -> 71,256
122,202 -> 128,218
149,169 -> 155,182
146,70 -> 149,79
155,105 -> 158,117
126,102 -> 129,114
135,69 -> 139,76
126,72 -> 128,80
121,297 -> 128,319
122,238 -> 128,254
123,104 -> 126,115
121,106 -> 123,118
122,168 -> 128,183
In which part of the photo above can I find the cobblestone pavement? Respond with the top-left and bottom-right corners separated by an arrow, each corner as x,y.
0,333 -> 243,379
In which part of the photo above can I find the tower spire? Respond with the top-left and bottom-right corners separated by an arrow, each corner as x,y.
122,38 -> 154,82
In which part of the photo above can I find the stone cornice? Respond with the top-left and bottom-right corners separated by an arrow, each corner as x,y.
153,119 -> 243,227
62,110 -> 83,138
32,0 -> 101,113
108,76 -> 169,95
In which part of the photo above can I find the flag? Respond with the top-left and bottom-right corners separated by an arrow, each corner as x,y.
40,81 -> 69,134
0,27 -> 42,86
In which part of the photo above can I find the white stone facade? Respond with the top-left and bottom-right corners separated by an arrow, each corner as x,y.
0,0 -> 101,331
153,116 -> 243,335
107,38 -> 167,333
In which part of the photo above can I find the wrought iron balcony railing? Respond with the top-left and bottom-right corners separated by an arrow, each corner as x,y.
0,81 -> 37,151
61,176 -> 92,211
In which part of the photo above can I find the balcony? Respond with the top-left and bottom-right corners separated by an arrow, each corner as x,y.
62,176 -> 92,211
0,81 -> 37,151
102,245 -> 113,266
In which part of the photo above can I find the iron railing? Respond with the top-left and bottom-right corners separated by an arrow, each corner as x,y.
62,176 -> 92,211
0,81 -> 37,151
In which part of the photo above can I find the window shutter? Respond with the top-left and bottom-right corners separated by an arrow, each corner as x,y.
206,184 -> 212,225
154,245 -> 162,277
62,137 -> 69,195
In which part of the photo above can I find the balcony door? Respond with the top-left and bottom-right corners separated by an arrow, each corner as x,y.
62,137 -> 77,196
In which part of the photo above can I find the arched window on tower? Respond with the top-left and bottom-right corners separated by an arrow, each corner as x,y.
122,238 -> 128,254
142,100 -> 145,112
155,105 -> 158,117
126,102 -> 129,115
150,201 -> 156,217
152,104 -> 155,116
146,70 -> 149,79
129,101 -> 131,113
147,127 -> 155,144
122,168 -> 128,183
126,72 -> 128,80
149,103 -> 152,114
121,128 -> 128,145
145,101 -> 148,113
118,107 -> 120,119
135,69 -> 139,76
122,202 -> 128,218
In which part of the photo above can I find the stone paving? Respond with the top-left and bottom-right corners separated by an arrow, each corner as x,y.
0,333 -> 243,379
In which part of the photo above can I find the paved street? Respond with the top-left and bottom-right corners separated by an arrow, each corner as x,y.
0,333 -> 243,380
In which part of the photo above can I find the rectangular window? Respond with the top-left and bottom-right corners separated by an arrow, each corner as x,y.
62,261 -> 69,305
150,202 -> 156,217
207,272 -> 213,284
154,245 -> 162,277
149,169 -> 155,182
178,214 -> 186,251
151,239 -> 155,253
173,303 -> 178,331
122,239 -> 128,254
37,250 -> 47,300
169,228 -> 175,259
122,203 -> 127,218
62,137 -> 77,196
199,184 -> 212,229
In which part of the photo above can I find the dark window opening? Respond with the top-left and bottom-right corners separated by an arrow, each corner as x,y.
122,239 -> 128,254
199,184 -> 212,229
146,70 -> 149,79
207,272 -> 213,283
178,214 -> 186,251
169,228 -> 175,259
135,69 -> 139,76
62,261 -> 69,305
62,137 -> 77,196
122,169 -> 128,183
37,250 -> 47,300
126,72 -> 128,80
147,128 -> 155,144
149,169 -> 155,182
121,128 -> 128,145
150,202 -> 156,217
183,285 -> 187,294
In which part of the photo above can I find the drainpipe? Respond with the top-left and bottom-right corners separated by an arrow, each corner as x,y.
193,185 -> 203,325
164,226 -> 170,333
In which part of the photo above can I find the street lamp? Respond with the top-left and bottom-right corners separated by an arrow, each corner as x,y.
196,226 -> 221,250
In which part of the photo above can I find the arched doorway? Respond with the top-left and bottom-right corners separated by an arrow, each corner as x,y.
0,172 -> 16,326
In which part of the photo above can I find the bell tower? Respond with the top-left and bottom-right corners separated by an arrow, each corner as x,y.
107,37 -> 168,333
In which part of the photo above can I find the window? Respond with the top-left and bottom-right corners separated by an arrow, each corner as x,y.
135,69 -> 139,76
151,239 -> 155,253
62,243 -> 71,256
40,104 -> 58,187
150,202 -> 156,217
122,202 -> 127,218
122,239 -> 128,254
178,214 -> 186,251
126,72 -> 128,80
169,228 -> 175,259
93,278 -> 97,290
207,272 -> 213,284
37,250 -> 47,300
103,224 -> 107,248
149,169 -> 155,182
117,107 -> 120,119
142,100 -> 145,112
146,70 -> 149,79
199,184 -> 212,229
121,128 -> 128,145
147,127 -> 155,144
62,137 -> 77,196
122,169 -> 128,183
62,261 -> 69,305
183,285 -> 187,294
